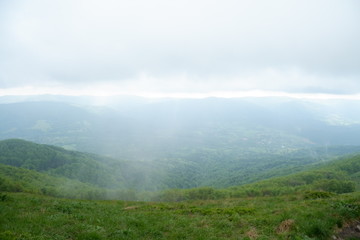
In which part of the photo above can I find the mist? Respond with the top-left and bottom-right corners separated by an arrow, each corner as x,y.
0,94 -> 359,192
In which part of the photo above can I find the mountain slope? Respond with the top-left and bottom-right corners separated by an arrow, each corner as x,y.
155,153 -> 360,202
0,139 -> 171,191
1,139 -> 360,204
1,139 -> 360,191
0,163 -> 105,199
0,139 -> 126,188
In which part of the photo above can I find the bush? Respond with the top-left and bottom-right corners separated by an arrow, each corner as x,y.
0,193 -> 8,201
332,201 -> 360,218
304,191 -> 334,200
314,179 -> 355,194
187,187 -> 216,200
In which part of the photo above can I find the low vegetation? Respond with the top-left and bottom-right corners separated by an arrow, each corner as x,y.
1,191 -> 359,239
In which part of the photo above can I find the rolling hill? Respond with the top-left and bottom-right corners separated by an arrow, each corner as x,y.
1,138 -> 360,200
1,139 -> 360,192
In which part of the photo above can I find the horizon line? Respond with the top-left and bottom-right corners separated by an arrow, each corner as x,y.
1,87 -> 360,100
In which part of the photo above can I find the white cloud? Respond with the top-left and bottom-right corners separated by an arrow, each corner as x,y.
0,0 -> 359,95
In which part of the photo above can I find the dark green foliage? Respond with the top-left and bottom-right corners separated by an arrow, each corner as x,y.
0,193 -> 8,201
332,201 -> 360,219
304,219 -> 333,240
304,191 -> 334,199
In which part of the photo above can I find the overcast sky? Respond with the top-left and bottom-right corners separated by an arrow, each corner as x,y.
0,0 -> 359,98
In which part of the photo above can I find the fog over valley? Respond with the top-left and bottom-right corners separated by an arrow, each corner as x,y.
1,95 -> 360,190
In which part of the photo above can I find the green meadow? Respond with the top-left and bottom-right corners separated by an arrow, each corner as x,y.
1,190 -> 360,240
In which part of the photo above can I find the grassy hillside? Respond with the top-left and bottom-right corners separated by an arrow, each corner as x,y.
1,191 -> 359,239
1,143 -> 360,239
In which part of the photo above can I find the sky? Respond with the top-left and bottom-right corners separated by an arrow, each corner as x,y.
0,0 -> 360,98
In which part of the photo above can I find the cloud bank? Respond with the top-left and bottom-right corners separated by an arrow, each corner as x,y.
0,0 -> 359,96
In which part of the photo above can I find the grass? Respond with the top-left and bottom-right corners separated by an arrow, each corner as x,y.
1,191 -> 360,239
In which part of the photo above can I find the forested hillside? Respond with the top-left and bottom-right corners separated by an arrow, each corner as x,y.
1,139 -> 360,192
0,139 -> 360,202
155,153 -> 360,202
0,144 -> 359,206
0,139 -> 169,191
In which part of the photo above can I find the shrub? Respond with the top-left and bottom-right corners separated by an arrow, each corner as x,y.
314,179 -> 355,194
303,191 -> 334,200
332,201 -> 360,218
